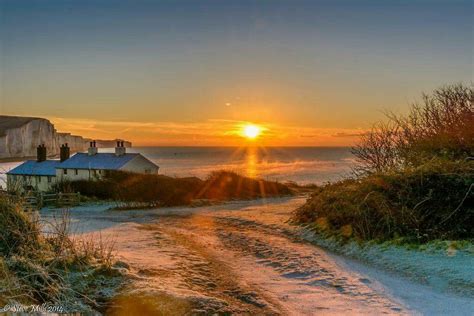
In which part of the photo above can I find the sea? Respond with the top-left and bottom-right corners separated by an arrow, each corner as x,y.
0,147 -> 356,187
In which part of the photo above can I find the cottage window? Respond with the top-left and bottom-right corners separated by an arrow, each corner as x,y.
37,176 -> 41,183
48,176 -> 52,183
64,169 -> 68,175
75,169 -> 78,175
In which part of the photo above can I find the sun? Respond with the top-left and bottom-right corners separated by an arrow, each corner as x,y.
242,124 -> 261,139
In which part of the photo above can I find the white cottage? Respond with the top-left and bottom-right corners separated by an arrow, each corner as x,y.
6,160 -> 61,192
6,141 -> 159,192
56,141 -> 158,182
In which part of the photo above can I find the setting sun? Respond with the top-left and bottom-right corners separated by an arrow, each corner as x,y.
242,124 -> 261,139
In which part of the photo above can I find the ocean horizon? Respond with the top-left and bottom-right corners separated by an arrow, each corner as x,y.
0,146 -> 355,187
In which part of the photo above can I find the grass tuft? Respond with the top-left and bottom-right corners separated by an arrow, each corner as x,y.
0,193 -> 125,312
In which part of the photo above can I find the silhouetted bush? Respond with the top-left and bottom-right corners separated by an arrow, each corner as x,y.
196,171 -> 292,200
61,170 -> 293,207
352,83 -> 473,174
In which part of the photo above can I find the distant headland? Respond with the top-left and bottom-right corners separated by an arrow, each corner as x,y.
0,115 -> 131,160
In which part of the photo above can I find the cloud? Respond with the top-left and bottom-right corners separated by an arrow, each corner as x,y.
332,131 -> 368,138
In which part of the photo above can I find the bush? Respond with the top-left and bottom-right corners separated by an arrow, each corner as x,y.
352,83 -> 473,174
293,160 -> 473,242
295,84 -> 474,243
196,171 -> 292,200
61,170 -> 293,208
109,172 -> 202,206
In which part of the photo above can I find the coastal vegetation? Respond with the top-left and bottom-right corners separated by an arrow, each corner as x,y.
293,84 -> 473,243
55,170 -> 293,208
0,194 -> 125,313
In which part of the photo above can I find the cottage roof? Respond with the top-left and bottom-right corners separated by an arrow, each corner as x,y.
57,152 -> 144,170
6,152 -> 158,176
6,160 -> 61,176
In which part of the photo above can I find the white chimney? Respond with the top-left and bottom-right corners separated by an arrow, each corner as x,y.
88,140 -> 98,156
115,140 -> 126,156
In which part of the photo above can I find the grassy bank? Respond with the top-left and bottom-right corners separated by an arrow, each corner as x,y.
0,194 -> 126,313
293,84 -> 473,244
56,170 -> 294,208
294,160 -> 473,242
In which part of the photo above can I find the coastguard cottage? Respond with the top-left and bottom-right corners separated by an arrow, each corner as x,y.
6,141 -> 159,192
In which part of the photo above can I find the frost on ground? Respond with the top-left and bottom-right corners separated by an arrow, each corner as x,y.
299,229 -> 474,296
41,197 -> 473,315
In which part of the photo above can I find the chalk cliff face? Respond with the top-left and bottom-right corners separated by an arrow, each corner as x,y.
0,116 -> 131,159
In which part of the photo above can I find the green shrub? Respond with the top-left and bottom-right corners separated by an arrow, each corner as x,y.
293,160 -> 473,242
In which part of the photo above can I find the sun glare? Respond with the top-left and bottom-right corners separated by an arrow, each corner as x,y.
242,124 -> 261,139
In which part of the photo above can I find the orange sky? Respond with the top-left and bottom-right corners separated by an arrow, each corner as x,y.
50,117 -> 366,147
1,1 -> 471,147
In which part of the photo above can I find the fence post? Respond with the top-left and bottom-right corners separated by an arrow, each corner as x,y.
38,192 -> 43,209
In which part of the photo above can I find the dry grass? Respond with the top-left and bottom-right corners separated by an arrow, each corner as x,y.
0,194 -> 125,312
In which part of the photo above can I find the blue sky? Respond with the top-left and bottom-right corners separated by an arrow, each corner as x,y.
0,0 -> 472,145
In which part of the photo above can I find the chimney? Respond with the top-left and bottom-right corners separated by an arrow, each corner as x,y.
88,140 -> 98,156
36,144 -> 46,162
115,139 -> 126,156
60,143 -> 70,162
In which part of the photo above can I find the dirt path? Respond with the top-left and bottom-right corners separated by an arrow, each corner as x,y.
74,198 -> 407,315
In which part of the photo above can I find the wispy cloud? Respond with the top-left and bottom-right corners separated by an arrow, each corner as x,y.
332,131 -> 368,138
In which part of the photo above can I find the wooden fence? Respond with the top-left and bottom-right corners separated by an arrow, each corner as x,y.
40,192 -> 81,208
1,191 -> 81,211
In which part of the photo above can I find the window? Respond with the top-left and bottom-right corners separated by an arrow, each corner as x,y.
37,176 -> 41,183
48,176 -> 52,183
64,169 -> 68,175
74,169 -> 78,175
22,175 -> 26,181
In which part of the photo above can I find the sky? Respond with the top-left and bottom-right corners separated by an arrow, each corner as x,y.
0,0 -> 472,146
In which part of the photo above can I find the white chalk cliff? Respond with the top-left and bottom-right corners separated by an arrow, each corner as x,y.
0,115 -> 131,159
